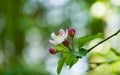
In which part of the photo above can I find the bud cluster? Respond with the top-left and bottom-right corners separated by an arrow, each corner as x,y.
49,28 -> 76,54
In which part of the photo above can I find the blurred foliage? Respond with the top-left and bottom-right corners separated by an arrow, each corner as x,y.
0,0 -> 120,75
87,48 -> 120,75
0,0 -> 51,75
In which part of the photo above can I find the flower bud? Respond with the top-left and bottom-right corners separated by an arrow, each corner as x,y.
68,28 -> 76,37
62,39 -> 69,46
49,47 -> 56,54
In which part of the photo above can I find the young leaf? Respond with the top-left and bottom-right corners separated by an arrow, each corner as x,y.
56,44 -> 69,52
63,53 -> 71,65
79,48 -> 88,56
57,58 -> 64,75
77,33 -> 103,48
72,48 -> 88,57
69,55 -> 78,68
72,51 -> 81,57
63,53 -> 78,69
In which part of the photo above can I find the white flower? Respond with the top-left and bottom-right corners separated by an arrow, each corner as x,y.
49,29 -> 68,45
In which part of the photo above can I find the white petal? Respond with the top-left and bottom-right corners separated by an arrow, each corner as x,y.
51,33 -> 58,40
58,39 -> 64,44
59,29 -> 64,37
62,29 -> 68,39
65,29 -> 68,38
49,40 -> 58,45
59,29 -> 65,36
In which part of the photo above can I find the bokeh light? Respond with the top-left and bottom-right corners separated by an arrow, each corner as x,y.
91,2 -> 107,17
110,0 -> 120,6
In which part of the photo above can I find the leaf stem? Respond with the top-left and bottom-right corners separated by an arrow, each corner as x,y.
57,51 -> 70,53
88,29 -> 120,52
67,45 -> 72,51
61,44 -> 70,51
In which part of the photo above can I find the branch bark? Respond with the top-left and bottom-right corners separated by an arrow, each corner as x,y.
88,29 -> 120,52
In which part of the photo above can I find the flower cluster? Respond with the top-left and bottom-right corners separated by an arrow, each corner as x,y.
49,28 -> 76,54
48,27 -> 107,74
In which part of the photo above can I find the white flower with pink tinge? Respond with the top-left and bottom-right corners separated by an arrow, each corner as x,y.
49,29 -> 68,45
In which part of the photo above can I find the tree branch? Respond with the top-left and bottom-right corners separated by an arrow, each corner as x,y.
88,29 -> 120,52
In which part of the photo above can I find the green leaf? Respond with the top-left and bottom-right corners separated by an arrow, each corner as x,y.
72,51 -> 81,57
57,53 -> 78,74
56,44 -> 69,52
63,53 -> 78,69
79,48 -> 88,56
63,53 -> 71,65
72,48 -> 88,57
77,33 -> 103,48
57,58 -> 64,75
69,55 -> 78,68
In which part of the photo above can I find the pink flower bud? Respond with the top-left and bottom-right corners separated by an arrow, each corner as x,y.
49,47 -> 56,54
62,39 -> 69,46
68,28 -> 76,37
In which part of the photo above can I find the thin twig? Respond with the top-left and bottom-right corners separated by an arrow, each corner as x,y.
88,29 -> 120,52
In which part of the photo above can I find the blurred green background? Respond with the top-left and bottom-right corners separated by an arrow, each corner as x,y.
0,0 -> 120,75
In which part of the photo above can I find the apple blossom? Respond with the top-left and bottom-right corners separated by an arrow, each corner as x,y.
49,29 -> 68,45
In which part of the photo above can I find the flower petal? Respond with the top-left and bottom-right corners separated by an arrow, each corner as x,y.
56,37 -> 64,44
65,29 -> 68,38
59,29 -> 65,36
51,33 -> 58,40
62,29 -> 68,39
49,40 -> 58,45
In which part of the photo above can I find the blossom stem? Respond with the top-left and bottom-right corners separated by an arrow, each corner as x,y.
88,29 -> 120,52
71,38 -> 74,51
